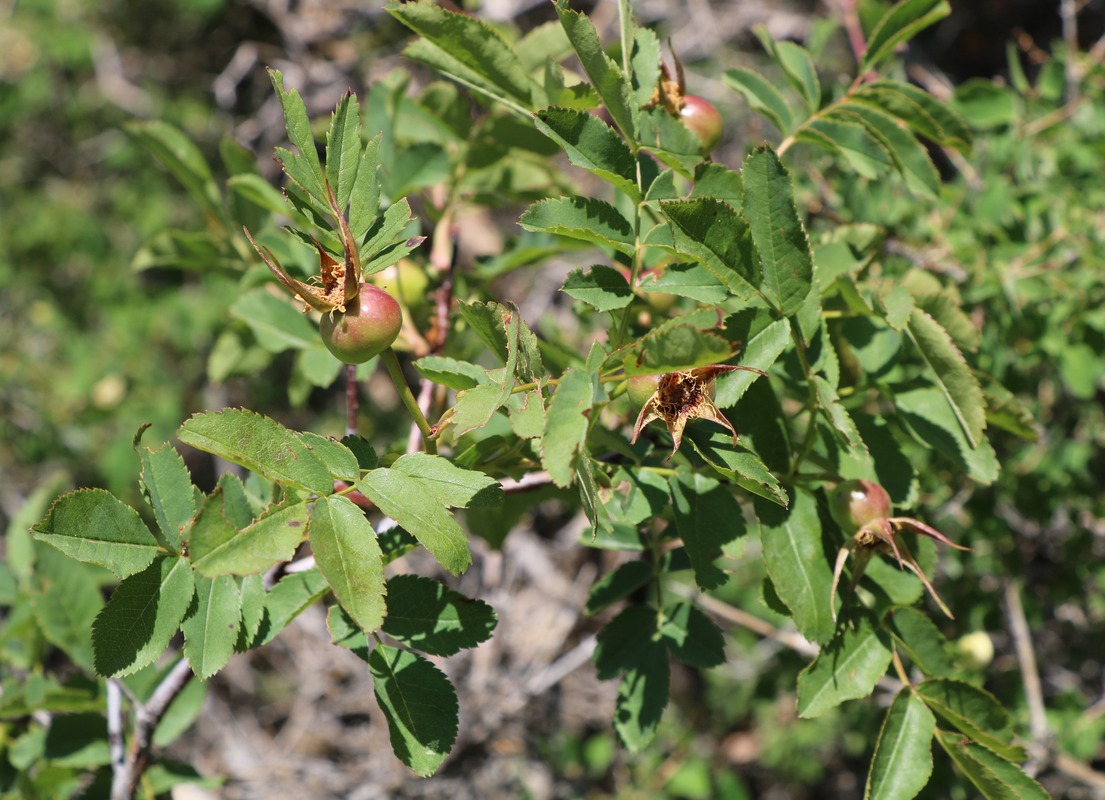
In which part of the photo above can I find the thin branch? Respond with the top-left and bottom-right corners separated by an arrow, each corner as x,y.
1003,581 -> 1051,773
1060,0 -> 1080,101
111,657 -> 195,800
106,681 -> 126,797
669,583 -> 818,658
345,363 -> 358,437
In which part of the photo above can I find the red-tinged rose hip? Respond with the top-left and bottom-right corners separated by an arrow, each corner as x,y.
680,95 -> 723,153
626,374 -> 661,408
829,479 -> 893,533
319,283 -> 402,364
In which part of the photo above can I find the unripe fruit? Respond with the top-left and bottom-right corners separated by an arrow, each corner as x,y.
829,479 -> 893,533
626,374 -> 661,408
319,284 -> 402,364
680,95 -> 723,153
955,631 -> 995,670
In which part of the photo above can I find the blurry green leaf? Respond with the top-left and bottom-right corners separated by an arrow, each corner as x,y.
554,0 -> 637,139
520,197 -> 635,255
756,488 -> 834,644
586,561 -> 653,616
359,469 -> 471,575
724,67 -> 794,133
191,499 -> 309,578
912,290 -> 979,353
798,115 -> 894,179
797,613 -> 891,717
670,472 -> 746,590
227,174 -> 289,217
541,367 -> 594,488
853,80 -> 971,152
392,453 -> 503,508
661,197 -> 759,299
382,574 -> 497,656
32,489 -> 160,579
310,496 -> 386,633
866,690 -> 935,800
414,356 -> 487,391
181,574 -> 241,679
326,89 -> 362,213
178,409 -> 333,494
752,30 -> 821,111
136,441 -> 196,553
368,645 -> 459,777
391,1 -> 542,114
93,556 -> 195,677
594,605 -> 658,678
861,0 -> 950,74
905,309 -> 986,448
888,607 -> 956,677
562,264 -> 633,311
535,108 -> 640,200
917,679 -> 1026,761
936,731 -> 1048,800
982,379 -> 1037,441
630,28 -> 662,109
30,551 -> 103,673
661,602 -> 725,668
614,638 -> 669,751
899,386 -> 998,484
230,288 -> 318,352
125,121 -> 222,218
741,147 -> 814,316
457,299 -> 510,362
952,79 -> 1018,129
843,104 -> 941,197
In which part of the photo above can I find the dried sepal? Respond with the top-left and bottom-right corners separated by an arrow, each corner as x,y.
244,227 -> 354,313
629,364 -> 765,458
830,512 -> 970,621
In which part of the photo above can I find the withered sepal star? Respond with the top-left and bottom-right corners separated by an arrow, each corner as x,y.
630,365 -> 766,458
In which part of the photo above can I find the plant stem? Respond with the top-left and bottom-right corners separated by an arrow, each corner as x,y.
345,363 -> 358,436
381,348 -> 436,454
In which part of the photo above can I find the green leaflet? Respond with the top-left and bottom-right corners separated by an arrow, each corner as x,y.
177,409 -> 333,495
230,288 -> 318,352
92,556 -> 196,677
32,489 -> 161,579
358,469 -> 471,576
368,645 -> 459,777
865,690 -> 935,800
540,367 -> 594,488
740,147 -> 815,316
669,471 -> 746,590
562,264 -> 634,311
936,731 -> 1048,800
861,0 -> 951,75
136,440 -> 198,553
797,613 -> 892,717
381,574 -> 497,656
190,499 -> 309,578
756,488 -> 834,644
181,574 -> 241,680
520,196 -> 635,255
534,107 -> 639,201
310,496 -> 386,634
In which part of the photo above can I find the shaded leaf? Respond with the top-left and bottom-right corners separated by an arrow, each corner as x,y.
936,731 -> 1048,800
797,613 -> 891,717
369,645 -> 459,777
562,264 -> 634,311
382,574 -> 497,656
535,107 -> 639,200
756,488 -> 834,644
92,557 -> 196,677
865,690 -> 935,800
669,472 -> 746,590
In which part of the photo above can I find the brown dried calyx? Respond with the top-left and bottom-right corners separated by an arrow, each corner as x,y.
630,364 -> 766,458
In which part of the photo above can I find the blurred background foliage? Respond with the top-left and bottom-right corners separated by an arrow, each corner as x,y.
3,0 -> 1105,797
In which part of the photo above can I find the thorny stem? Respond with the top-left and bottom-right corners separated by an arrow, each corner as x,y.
381,347 -> 437,455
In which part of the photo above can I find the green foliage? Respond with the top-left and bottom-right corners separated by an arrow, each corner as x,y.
7,0 -> 1101,795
